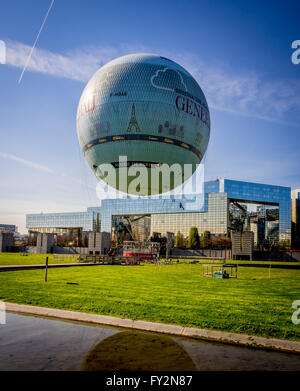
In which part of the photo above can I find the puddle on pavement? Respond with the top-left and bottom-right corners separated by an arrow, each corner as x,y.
0,312 -> 299,371
79,331 -> 196,371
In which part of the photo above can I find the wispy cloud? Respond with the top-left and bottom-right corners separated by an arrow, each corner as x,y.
0,151 -> 95,190
0,152 -> 54,173
5,40 -> 300,126
6,40 -> 119,82
172,50 -> 300,126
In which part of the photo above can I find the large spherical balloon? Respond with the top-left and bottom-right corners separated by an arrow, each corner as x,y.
76,53 -> 210,196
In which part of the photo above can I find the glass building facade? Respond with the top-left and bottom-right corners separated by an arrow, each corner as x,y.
26,211 -> 97,232
212,179 -> 291,241
292,189 -> 300,247
0,224 -> 16,232
26,179 -> 291,243
150,193 -> 227,237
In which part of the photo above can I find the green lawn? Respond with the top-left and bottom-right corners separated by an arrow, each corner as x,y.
0,263 -> 299,341
165,258 -> 300,266
0,253 -> 78,265
226,260 -> 300,266
1,252 -> 299,267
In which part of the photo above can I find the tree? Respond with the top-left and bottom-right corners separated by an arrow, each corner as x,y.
210,235 -> 231,249
174,231 -> 180,247
262,238 -> 271,251
187,227 -> 200,249
175,231 -> 185,248
201,230 -> 211,248
83,234 -> 88,248
278,239 -> 291,250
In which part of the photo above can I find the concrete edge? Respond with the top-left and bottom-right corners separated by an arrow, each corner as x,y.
4,302 -> 300,354
0,263 -> 99,272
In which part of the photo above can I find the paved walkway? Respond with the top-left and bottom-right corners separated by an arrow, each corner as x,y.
0,263 -> 98,272
5,302 -> 300,354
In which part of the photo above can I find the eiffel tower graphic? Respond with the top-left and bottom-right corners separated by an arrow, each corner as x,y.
127,104 -> 141,132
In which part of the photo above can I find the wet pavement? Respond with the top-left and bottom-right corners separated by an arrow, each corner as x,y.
0,312 -> 299,371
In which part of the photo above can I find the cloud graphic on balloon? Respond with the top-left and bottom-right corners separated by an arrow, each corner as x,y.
150,67 -> 187,92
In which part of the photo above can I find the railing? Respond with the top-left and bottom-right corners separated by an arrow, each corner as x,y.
77,254 -> 141,265
53,254 -> 79,263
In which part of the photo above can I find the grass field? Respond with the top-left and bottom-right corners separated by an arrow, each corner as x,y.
163,258 -> 300,267
0,263 -> 299,341
1,253 -> 299,267
227,260 -> 300,266
0,253 -> 78,265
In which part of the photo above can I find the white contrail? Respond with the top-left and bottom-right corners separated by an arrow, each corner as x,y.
18,0 -> 55,84
0,152 -> 54,173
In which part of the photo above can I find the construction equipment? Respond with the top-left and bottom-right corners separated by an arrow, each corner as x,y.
123,241 -> 160,261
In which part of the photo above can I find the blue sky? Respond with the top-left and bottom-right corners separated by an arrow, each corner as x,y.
0,0 -> 299,233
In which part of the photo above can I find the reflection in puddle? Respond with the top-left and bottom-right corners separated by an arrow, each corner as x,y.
0,312 -> 299,371
79,331 -> 196,371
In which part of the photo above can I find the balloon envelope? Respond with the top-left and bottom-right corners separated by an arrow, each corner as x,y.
76,53 -> 210,195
